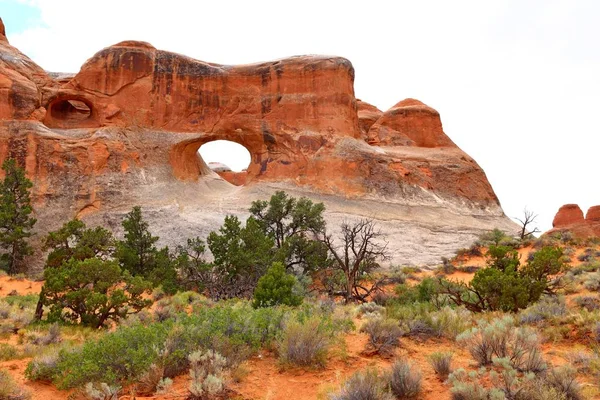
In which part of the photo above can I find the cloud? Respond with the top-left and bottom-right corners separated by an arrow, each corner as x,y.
5,0 -> 599,231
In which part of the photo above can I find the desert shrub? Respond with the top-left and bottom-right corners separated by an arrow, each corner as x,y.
356,302 -> 386,318
360,318 -> 402,356
388,359 -> 422,399
390,303 -> 470,340
24,347 -> 60,382
428,306 -> 472,338
457,316 -> 545,372
252,262 -> 303,308
278,316 -> 331,368
437,257 -> 456,275
0,343 -> 19,361
489,357 -> 536,399
371,291 -> 392,306
543,366 -> 583,400
23,323 -> 62,346
457,265 -> 481,274
329,369 -> 393,400
83,382 -> 120,400
0,369 -> 30,400
583,273 -> 600,291
565,351 -> 592,373
448,368 -> 503,400
519,296 -> 567,324
573,295 -> 600,311
429,352 -> 453,380
594,322 -> 600,342
188,350 -> 228,399
393,277 -> 440,306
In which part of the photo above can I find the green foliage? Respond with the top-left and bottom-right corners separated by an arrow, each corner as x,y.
47,301 -> 293,388
172,237 -> 211,292
393,277 -> 439,305
250,190 -> 327,274
253,262 -> 303,308
25,348 -> 60,382
115,206 -> 179,293
521,246 -> 567,294
0,158 -> 36,275
43,219 -> 114,268
116,206 -> 159,277
42,257 -> 152,328
207,215 -> 274,299
440,244 -> 566,312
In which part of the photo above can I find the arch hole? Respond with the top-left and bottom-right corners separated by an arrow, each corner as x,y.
50,99 -> 92,122
198,140 -> 251,186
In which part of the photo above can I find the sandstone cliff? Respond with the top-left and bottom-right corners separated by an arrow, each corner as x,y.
0,18 -> 517,266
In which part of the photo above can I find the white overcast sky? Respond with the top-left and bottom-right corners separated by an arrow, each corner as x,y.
2,0 -> 598,232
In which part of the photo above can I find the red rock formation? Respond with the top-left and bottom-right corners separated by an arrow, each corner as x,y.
367,98 -> 456,147
217,171 -> 248,186
586,206 -> 600,222
552,204 -> 585,228
0,17 -> 515,265
357,100 -> 383,138
548,204 -> 600,239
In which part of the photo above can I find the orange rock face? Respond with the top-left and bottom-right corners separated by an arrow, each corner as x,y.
586,206 -> 600,222
357,100 -> 383,139
548,204 -> 600,239
367,98 -> 456,147
0,17 -> 515,265
552,204 -> 585,228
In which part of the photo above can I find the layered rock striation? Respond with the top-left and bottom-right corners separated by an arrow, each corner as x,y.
0,18 -> 516,265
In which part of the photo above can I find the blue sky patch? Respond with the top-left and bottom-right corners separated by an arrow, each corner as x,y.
0,0 -> 43,35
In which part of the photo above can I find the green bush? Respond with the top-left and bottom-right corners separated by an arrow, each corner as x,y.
40,301 -> 300,388
42,257 -> 152,328
439,245 -> 566,313
253,262 -> 302,308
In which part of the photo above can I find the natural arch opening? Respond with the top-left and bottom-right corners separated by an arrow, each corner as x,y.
198,140 -> 251,186
50,98 -> 92,122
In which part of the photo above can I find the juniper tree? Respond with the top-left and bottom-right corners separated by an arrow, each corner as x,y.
0,159 -> 36,275
249,191 -> 329,274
